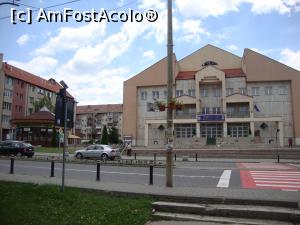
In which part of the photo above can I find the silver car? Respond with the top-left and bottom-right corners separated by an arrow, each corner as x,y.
74,145 -> 117,160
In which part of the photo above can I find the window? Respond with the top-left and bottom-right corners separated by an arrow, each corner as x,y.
1,115 -> 11,124
19,106 -> 23,112
47,92 -> 52,98
28,108 -> 33,115
176,90 -> 183,97
141,91 -> 147,100
164,90 -> 167,99
278,86 -> 287,95
202,107 -> 210,114
21,82 -> 24,88
31,86 -> 36,92
201,124 -> 222,138
251,87 -> 260,96
265,87 -> 272,95
147,102 -> 155,112
152,91 -> 159,100
213,88 -> 221,97
3,102 -> 12,111
20,94 -> 23,100
226,88 -> 233,96
239,88 -> 247,95
188,89 -> 195,97
175,124 -> 196,138
200,88 -> 208,97
212,107 -> 221,114
5,77 -> 13,86
228,123 -> 249,138
4,89 -> 12,97
30,97 -> 34,104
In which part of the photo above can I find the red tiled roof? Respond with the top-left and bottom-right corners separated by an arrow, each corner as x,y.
11,111 -> 54,123
222,68 -> 245,78
3,62 -> 74,98
176,71 -> 197,80
77,104 -> 123,114
175,68 -> 245,80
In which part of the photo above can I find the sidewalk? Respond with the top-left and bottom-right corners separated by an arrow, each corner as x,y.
0,172 -> 299,208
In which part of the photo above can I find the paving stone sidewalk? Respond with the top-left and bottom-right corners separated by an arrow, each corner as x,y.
0,172 -> 299,208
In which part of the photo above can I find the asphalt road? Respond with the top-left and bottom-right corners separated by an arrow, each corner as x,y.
0,159 -> 244,188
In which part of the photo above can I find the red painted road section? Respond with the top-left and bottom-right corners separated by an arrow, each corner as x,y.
238,163 -> 300,191
237,162 -> 298,170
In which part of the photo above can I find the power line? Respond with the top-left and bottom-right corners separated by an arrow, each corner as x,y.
0,0 -> 138,21
0,0 -> 81,20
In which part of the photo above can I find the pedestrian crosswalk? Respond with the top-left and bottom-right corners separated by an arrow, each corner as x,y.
240,170 -> 300,191
238,162 -> 296,170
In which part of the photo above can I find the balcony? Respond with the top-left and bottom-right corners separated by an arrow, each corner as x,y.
227,111 -> 250,118
174,112 -> 196,119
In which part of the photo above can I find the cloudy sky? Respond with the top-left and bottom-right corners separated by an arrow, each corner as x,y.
0,0 -> 300,105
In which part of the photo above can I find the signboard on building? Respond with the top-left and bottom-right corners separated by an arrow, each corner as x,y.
197,114 -> 225,122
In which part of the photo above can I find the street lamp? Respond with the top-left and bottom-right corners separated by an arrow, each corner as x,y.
59,80 -> 68,192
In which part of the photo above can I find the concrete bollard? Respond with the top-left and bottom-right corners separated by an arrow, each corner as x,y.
149,165 -> 153,185
50,160 -> 55,177
10,157 -> 14,174
96,161 -> 100,181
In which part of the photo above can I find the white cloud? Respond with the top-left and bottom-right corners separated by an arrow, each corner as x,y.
245,0 -> 290,14
175,0 -> 300,17
143,50 -> 155,60
179,19 -> 210,43
175,0 -> 241,18
280,48 -> 300,70
227,44 -> 238,51
35,22 -> 106,56
138,0 -> 166,11
8,56 -> 58,76
16,34 -> 33,46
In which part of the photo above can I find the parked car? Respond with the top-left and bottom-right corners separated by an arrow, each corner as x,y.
74,144 -> 118,160
0,140 -> 34,157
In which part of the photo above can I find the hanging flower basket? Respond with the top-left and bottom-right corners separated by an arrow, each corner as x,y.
158,105 -> 166,111
154,100 -> 166,111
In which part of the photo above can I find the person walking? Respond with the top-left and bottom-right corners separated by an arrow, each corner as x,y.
127,143 -> 132,156
288,137 -> 293,148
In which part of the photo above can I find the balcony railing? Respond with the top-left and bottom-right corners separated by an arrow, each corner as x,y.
174,112 -> 196,119
227,111 -> 250,118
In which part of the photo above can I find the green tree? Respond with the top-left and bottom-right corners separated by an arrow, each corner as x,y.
101,125 -> 108,145
51,126 -> 58,147
33,96 -> 55,112
108,126 -> 119,144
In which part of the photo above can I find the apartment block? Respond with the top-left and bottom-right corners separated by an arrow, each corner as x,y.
0,54 -> 72,140
76,104 -> 123,141
123,45 -> 300,147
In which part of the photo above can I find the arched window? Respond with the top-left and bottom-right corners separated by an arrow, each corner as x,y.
202,61 -> 218,67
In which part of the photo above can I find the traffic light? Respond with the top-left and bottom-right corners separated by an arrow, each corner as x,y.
55,89 -> 74,128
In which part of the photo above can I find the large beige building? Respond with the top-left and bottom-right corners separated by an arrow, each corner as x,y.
123,45 -> 300,147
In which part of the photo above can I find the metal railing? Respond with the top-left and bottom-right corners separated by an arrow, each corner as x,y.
227,111 -> 250,118
174,112 -> 196,119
